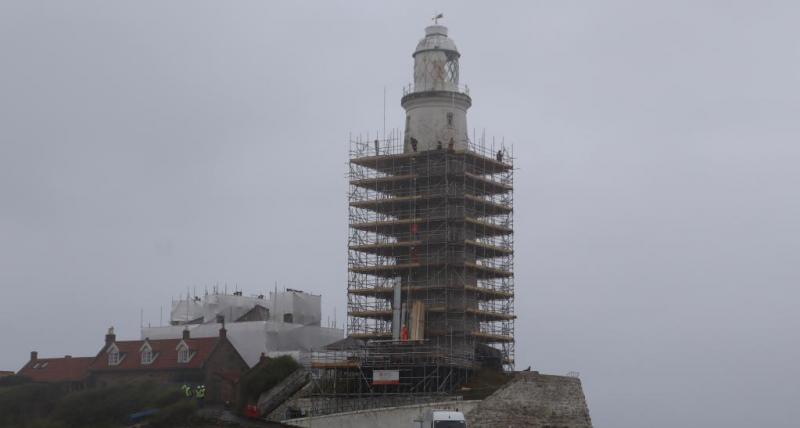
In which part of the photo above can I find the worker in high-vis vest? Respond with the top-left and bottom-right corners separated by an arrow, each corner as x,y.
181,384 -> 193,398
195,384 -> 206,405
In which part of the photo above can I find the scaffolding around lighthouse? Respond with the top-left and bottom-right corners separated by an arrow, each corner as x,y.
346,129 -> 515,372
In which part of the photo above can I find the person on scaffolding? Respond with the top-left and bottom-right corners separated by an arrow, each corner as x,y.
401,324 -> 409,341
496,149 -> 504,162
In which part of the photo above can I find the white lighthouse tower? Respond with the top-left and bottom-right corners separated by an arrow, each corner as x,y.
347,19 -> 516,379
402,23 -> 472,153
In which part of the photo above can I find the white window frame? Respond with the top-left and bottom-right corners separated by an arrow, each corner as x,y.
176,340 -> 193,364
141,349 -> 154,365
178,348 -> 191,363
139,341 -> 157,365
108,350 -> 120,366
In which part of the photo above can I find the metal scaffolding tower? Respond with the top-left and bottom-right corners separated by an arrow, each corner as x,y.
346,130 -> 515,373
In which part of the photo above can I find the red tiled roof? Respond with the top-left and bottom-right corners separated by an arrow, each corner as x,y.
17,357 -> 94,383
88,337 -> 220,372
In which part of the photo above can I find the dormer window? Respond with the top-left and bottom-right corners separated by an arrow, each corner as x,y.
139,341 -> 156,365
176,341 -> 192,364
178,348 -> 190,363
141,349 -> 154,365
108,350 -> 120,365
107,343 -> 123,366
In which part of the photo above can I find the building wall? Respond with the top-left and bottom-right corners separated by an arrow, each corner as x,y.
203,338 -> 249,403
91,369 -> 203,389
403,92 -> 471,152
284,400 -> 479,428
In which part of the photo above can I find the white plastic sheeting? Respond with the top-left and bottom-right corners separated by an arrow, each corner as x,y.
141,321 -> 343,367
170,298 -> 204,324
170,290 -> 321,326
269,291 -> 321,326
200,294 -> 265,324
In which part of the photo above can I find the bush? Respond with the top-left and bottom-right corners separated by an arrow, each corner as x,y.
51,381 -> 185,427
26,419 -> 67,428
0,374 -> 32,387
459,367 -> 512,400
0,383 -> 63,427
237,355 -> 300,411
0,380 -> 190,428
147,399 -> 197,428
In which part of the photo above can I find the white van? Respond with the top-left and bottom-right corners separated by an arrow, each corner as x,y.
420,409 -> 467,427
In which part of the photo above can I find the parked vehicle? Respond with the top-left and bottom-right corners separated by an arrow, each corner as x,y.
420,409 -> 467,428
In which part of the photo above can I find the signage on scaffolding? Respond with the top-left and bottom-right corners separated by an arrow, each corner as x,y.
373,370 -> 400,385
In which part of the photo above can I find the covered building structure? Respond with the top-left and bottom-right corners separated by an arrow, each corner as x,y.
143,289 -> 343,367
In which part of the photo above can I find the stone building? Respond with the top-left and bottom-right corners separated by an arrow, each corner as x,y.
88,326 -> 248,403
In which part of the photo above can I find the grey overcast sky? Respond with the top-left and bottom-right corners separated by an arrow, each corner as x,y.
1,1 -> 799,427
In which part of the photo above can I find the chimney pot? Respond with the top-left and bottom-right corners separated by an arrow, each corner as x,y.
30,351 -> 38,361
64,355 -> 71,359
182,328 -> 191,340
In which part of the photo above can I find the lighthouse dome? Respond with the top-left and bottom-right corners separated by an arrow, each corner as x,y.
414,25 -> 459,57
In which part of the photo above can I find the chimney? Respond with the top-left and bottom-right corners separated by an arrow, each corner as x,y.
259,352 -> 267,364
105,326 -> 116,346
64,355 -> 72,359
30,351 -> 38,362
182,328 -> 190,340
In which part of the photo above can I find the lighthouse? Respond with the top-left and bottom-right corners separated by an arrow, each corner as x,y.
346,21 -> 516,382
402,24 -> 472,153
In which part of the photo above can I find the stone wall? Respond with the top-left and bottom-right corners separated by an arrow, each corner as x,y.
466,372 -> 592,428
92,370 -> 181,389
284,400 -> 480,428
279,394 -> 465,420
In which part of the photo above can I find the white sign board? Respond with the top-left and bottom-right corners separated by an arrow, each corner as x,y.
373,369 -> 400,385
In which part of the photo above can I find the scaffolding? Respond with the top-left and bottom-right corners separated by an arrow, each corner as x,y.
345,128 -> 516,378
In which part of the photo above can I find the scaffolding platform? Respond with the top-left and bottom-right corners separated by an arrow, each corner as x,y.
347,131 -> 516,375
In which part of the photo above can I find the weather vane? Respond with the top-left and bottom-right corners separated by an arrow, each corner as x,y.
432,13 -> 444,24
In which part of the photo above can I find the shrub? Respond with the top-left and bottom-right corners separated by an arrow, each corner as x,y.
0,381 -> 189,427
236,355 -> 300,411
0,374 -> 32,387
51,381 -> 184,427
147,399 -> 197,428
0,383 -> 63,427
